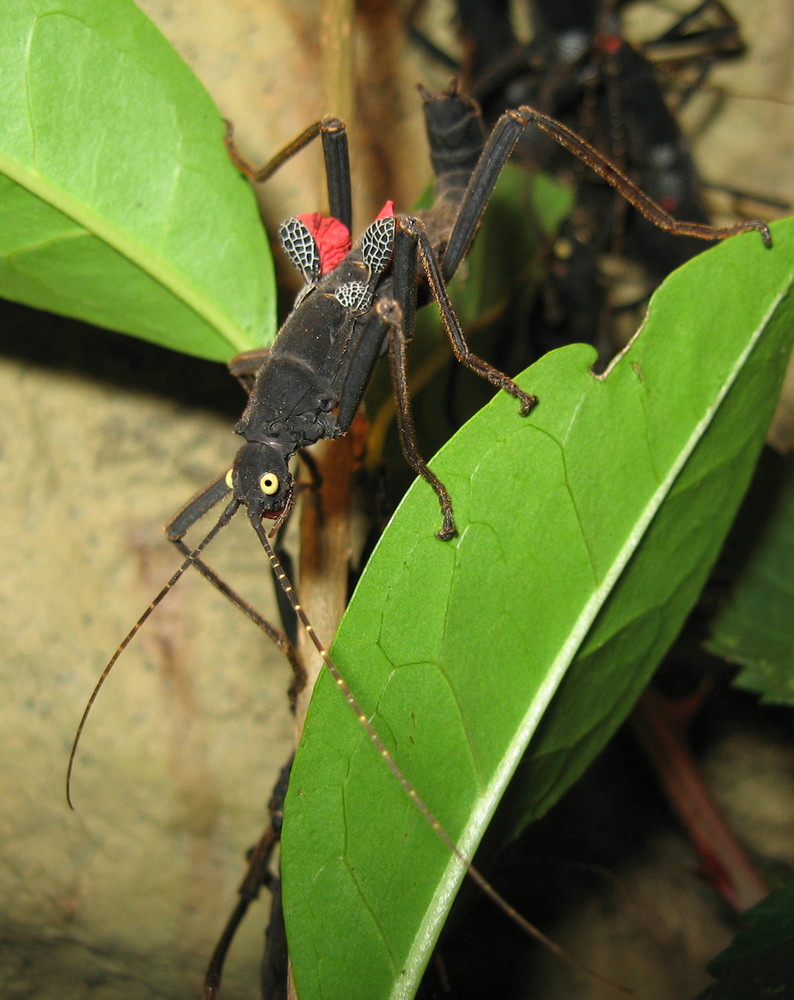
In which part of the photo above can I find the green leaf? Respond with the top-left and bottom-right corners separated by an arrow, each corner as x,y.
281,217 -> 794,1000
0,0 -> 273,361
694,880 -> 794,1000
706,454 -> 794,706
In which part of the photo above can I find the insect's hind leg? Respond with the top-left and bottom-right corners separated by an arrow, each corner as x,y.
166,473 -> 307,706
224,115 -> 352,232
441,103 -> 771,281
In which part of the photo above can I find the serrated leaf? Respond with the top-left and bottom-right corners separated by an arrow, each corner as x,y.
706,455 -> 794,706
0,0 -> 273,361
281,217 -> 794,1000
694,880 -> 794,1000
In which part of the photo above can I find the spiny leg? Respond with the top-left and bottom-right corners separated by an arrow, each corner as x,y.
378,297 -> 456,541
398,215 -> 538,415
377,219 -> 458,540
516,107 -> 771,243
375,214 -> 540,539
441,102 -> 771,281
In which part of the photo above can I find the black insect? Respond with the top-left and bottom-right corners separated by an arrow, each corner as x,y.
67,81 -> 770,997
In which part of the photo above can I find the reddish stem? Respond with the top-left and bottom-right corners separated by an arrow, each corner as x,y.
631,686 -> 769,913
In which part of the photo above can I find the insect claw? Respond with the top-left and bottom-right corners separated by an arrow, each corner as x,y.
433,494 -> 457,541
759,223 -> 773,248
736,219 -> 773,247
435,520 -> 457,542
519,392 -> 539,417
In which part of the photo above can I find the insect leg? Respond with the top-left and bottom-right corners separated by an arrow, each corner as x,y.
644,0 -> 743,63
228,347 -> 271,394
224,117 -> 352,231
442,103 -> 771,280
203,756 -> 293,1000
377,221 -> 456,540
321,120 -> 352,233
166,473 -> 307,705
398,215 -> 538,415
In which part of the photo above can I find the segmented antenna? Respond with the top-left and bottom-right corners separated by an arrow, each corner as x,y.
70,493 -> 627,989
66,500 -> 240,808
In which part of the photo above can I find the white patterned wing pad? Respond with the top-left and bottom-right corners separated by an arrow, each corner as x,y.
279,217 -> 321,286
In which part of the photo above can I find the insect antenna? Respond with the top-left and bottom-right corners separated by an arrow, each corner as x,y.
66,498 -> 241,809
247,513 -> 632,993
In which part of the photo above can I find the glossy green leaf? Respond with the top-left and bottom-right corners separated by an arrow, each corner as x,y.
694,880 -> 794,1000
0,0 -> 273,361
281,217 -> 794,1000
706,454 -> 794,706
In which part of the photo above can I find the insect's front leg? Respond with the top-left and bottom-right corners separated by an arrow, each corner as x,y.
376,215 -> 540,541
228,346 -> 272,395
374,219 -> 458,541
166,473 -> 307,706
378,294 -> 457,542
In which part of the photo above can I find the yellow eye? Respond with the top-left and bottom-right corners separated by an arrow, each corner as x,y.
259,472 -> 279,496
225,469 -> 234,489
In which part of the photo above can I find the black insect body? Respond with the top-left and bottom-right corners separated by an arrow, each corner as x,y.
227,212 -> 399,528
209,89 -> 550,552
69,86 -> 532,790
219,83 -> 769,548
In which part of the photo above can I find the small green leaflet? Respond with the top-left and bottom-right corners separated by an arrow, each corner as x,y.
695,880 -> 794,1000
